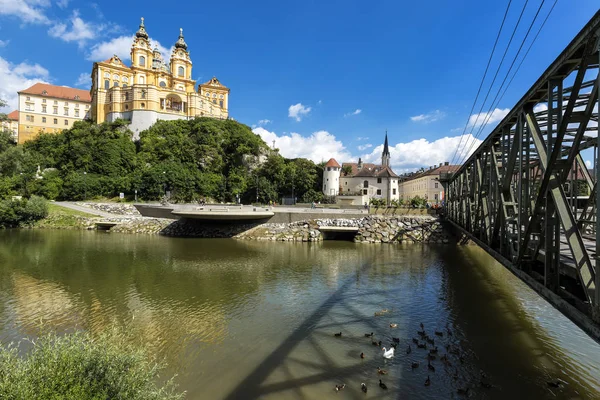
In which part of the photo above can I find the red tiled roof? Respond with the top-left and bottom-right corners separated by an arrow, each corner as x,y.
325,158 -> 341,168
342,162 -> 378,176
6,110 -> 18,120
19,83 -> 91,102
376,166 -> 399,178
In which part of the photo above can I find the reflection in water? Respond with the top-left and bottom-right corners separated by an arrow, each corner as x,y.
0,230 -> 599,399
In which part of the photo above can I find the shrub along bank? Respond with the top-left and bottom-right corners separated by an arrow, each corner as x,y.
0,330 -> 184,400
0,195 -> 48,228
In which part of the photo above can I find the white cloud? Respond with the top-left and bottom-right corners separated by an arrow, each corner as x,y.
75,72 -> 90,88
0,56 -> 50,111
253,127 -> 351,162
251,119 -> 272,129
86,35 -> 171,62
361,134 -> 483,173
356,136 -> 369,141
251,126 -> 484,173
56,0 -> 70,8
12,63 -> 49,77
0,0 -> 51,24
468,108 -> 510,130
410,109 -> 445,123
344,109 -> 362,117
586,160 -> 592,169
317,100 -> 322,105
0,40 -> 8,47
533,103 -> 548,113
48,10 -> 99,47
288,103 -> 311,122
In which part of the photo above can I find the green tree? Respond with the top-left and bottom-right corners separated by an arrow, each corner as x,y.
0,98 -> 8,122
341,165 -> 352,176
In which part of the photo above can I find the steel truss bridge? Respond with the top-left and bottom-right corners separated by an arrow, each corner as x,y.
444,11 -> 600,341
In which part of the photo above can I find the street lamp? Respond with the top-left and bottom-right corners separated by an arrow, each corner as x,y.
162,171 -> 166,198
83,171 -> 87,201
256,175 -> 259,205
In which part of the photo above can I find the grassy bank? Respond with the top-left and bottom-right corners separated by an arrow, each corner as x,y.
32,203 -> 98,230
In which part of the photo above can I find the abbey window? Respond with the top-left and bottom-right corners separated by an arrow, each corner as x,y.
139,56 -> 146,67
178,66 -> 184,77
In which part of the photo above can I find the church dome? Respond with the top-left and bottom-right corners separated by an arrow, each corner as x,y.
136,17 -> 149,39
174,28 -> 187,50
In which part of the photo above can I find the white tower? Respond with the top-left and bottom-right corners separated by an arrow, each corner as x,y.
323,158 -> 341,196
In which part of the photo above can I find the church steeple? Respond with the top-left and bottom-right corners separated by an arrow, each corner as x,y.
382,131 -> 390,167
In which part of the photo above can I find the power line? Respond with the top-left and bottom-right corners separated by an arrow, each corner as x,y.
458,0 -> 553,164
449,0 -> 514,166
453,0 -> 531,165
497,0 -> 558,114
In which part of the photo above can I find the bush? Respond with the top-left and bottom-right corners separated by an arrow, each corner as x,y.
0,329 -> 184,400
0,195 -> 48,228
20,195 -> 48,224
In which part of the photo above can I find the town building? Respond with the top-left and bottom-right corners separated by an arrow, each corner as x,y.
1,110 -> 19,141
89,18 -> 230,139
322,158 -> 341,196
398,163 -> 460,205
16,83 -> 91,144
323,133 -> 400,205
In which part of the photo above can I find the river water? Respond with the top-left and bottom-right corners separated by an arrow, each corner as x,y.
0,230 -> 599,399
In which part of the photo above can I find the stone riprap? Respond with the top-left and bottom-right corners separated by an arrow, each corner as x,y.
236,215 -> 450,243
76,202 -> 141,216
159,219 -> 264,238
109,218 -> 172,234
235,220 -> 323,242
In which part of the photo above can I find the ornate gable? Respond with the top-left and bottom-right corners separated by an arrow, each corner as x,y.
204,77 -> 225,88
102,55 -> 128,68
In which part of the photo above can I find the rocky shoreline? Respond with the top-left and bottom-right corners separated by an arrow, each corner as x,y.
33,205 -> 450,244
235,215 -> 449,243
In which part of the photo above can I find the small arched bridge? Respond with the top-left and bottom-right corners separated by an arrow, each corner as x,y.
444,10 -> 600,341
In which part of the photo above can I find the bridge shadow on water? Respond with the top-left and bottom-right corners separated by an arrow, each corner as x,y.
223,261 -> 403,400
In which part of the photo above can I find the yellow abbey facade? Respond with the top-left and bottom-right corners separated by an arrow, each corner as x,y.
90,18 -> 230,138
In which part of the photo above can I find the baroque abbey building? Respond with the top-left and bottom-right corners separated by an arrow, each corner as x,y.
90,18 -> 230,138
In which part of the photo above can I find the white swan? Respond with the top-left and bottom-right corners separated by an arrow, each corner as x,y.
382,347 -> 395,359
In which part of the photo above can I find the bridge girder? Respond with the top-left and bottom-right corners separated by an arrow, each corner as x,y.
446,11 -> 600,339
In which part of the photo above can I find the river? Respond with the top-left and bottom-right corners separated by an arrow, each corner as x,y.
0,230 -> 599,399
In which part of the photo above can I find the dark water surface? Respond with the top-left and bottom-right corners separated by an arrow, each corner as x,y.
0,230 -> 599,399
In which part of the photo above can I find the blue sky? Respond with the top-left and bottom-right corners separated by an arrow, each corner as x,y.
0,0 -> 598,171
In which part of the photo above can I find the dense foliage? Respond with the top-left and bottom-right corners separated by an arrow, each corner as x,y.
0,330 -> 184,400
0,116 -> 324,203
0,195 -> 48,228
